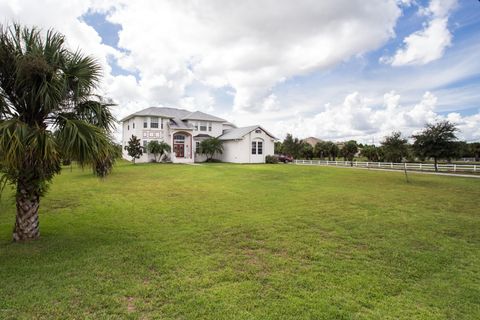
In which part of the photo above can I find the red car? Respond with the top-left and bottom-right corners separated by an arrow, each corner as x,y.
277,154 -> 294,163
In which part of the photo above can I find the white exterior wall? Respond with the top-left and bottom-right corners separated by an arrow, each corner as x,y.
123,116 -> 172,163
187,120 -> 223,137
218,128 -> 275,163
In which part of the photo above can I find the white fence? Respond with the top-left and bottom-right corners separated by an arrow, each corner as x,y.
294,159 -> 479,173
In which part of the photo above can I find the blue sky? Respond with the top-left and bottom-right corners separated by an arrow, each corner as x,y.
1,0 -> 479,142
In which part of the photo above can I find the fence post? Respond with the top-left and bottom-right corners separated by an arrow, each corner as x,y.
391,162 -> 393,169
420,163 -> 422,170
475,165 -> 477,173
454,164 -> 456,172
326,160 -> 329,165
366,162 -> 369,168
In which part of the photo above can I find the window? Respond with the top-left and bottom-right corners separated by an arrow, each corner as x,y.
194,122 -> 198,131
255,129 -> 262,133
199,121 -> 207,131
150,117 -> 159,128
195,141 -> 200,152
161,119 -> 163,129
143,140 -> 148,151
143,118 -> 148,128
208,123 -> 212,132
174,134 -> 185,143
133,123 -> 135,129
143,132 -> 147,138
127,124 -> 130,130
252,139 -> 263,155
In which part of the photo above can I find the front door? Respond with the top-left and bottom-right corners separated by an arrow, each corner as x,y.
174,143 -> 184,158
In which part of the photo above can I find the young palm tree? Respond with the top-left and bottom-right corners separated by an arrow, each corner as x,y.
0,24 -> 116,241
199,137 -> 223,162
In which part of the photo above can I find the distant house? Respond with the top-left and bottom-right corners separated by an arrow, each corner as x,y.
303,137 -> 323,147
120,107 -> 277,163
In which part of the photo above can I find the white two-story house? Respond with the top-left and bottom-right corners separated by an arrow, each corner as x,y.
120,107 -> 276,163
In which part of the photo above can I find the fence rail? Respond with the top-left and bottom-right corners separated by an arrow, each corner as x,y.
293,160 -> 479,173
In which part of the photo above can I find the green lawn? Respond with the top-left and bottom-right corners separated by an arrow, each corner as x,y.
1,161 -> 479,319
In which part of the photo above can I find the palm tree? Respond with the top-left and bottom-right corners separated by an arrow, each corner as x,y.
147,140 -> 171,162
199,137 -> 223,161
0,24 -> 115,241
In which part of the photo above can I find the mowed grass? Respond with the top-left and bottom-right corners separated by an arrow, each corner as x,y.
0,161 -> 479,319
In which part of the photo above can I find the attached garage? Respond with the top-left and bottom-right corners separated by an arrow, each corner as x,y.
217,125 -> 277,163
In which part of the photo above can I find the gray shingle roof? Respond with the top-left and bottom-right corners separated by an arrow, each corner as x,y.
120,107 -> 190,122
120,107 -> 226,122
169,117 -> 193,130
218,125 -> 277,141
181,111 -> 226,122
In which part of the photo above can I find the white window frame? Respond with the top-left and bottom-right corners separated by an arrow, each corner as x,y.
150,117 -> 159,129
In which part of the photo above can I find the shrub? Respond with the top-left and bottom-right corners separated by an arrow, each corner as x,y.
265,155 -> 279,164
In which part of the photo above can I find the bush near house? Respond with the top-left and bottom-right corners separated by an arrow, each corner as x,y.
265,155 -> 279,163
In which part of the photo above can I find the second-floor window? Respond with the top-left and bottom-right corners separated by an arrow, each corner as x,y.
133,123 -> 135,129
143,118 -> 148,128
150,117 -> 159,128
208,123 -> 212,132
194,122 -> 198,131
199,121 -> 207,131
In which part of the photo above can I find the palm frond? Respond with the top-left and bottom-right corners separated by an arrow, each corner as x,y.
55,118 -> 112,166
74,98 -> 117,131
64,50 -> 102,100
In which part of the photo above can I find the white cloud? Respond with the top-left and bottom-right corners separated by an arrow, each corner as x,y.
383,0 -> 457,66
106,0 -> 401,111
229,91 -> 479,143
0,0 -> 119,77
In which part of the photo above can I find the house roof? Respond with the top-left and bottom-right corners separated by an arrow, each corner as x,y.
181,111 -> 226,122
120,107 -> 226,122
218,125 -> 278,141
194,133 -> 212,138
169,117 -> 193,130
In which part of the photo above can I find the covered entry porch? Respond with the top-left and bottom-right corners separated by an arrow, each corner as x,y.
170,130 -> 194,163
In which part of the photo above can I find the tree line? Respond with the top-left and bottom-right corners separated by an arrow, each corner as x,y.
276,121 -> 480,171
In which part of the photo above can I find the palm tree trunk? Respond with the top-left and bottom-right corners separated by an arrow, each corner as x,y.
13,180 -> 40,241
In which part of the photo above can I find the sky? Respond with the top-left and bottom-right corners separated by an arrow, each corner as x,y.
1,0 -> 479,144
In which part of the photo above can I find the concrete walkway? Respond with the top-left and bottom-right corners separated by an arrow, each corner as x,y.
294,163 -> 480,179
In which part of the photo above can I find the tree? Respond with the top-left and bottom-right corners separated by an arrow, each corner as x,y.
314,141 -> 328,160
274,141 -> 283,154
468,142 -> 480,161
93,140 -> 121,178
329,143 -> 340,161
412,121 -> 459,171
299,143 -> 314,159
0,24 -> 115,241
341,140 -> 358,163
360,145 -> 380,162
381,131 -> 408,163
282,134 -> 302,158
125,135 -> 143,164
147,140 -> 171,162
199,137 -> 223,161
